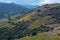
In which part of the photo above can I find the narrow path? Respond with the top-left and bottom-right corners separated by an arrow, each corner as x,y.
53,27 -> 60,32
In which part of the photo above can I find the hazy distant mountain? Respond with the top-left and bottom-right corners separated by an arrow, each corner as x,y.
0,2 -> 29,18
23,5 -> 39,9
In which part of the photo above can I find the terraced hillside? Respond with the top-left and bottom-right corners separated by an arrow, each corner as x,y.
0,4 -> 60,40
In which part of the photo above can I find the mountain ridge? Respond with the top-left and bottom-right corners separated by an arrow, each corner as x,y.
0,3 -> 29,18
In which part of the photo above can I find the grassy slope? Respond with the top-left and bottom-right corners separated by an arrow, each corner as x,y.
15,4 -> 60,40
28,16 -> 53,29
16,34 -> 59,40
17,11 -> 37,22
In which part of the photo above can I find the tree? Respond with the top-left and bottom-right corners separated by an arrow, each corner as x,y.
37,10 -> 41,12
8,17 -> 12,21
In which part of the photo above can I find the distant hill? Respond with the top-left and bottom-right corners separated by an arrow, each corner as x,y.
0,3 -> 29,18
23,5 -> 39,9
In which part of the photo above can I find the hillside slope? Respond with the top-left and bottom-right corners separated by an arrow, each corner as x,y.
0,4 -> 60,40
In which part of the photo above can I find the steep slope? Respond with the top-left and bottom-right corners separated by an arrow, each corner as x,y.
0,4 -> 60,40
15,4 -> 60,40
